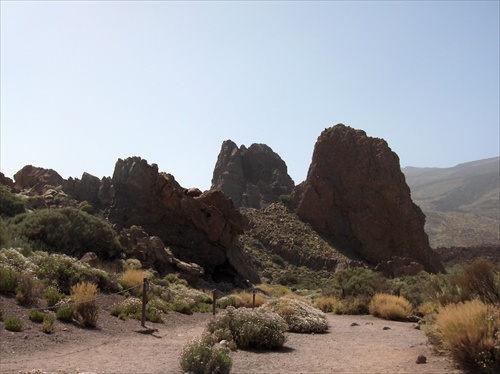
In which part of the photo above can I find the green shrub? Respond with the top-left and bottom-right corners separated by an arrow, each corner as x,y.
110,298 -> 142,320
4,316 -> 23,331
460,258 -> 500,305
0,266 -> 17,293
56,304 -> 75,322
369,293 -> 413,321
41,314 -> 55,334
34,252 -> 117,294
28,309 -> 46,323
433,300 -> 500,373
0,188 -> 26,217
324,267 -> 390,299
172,300 -> 193,315
44,286 -> 64,307
206,306 -> 287,350
264,297 -> 329,333
179,338 -> 232,374
7,207 -> 122,260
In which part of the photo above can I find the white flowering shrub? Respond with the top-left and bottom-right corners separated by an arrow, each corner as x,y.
207,306 -> 287,349
179,337 -> 232,374
264,297 -> 329,333
110,297 -> 142,320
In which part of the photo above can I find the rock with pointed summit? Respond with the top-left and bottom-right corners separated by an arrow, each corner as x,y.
291,124 -> 444,273
211,140 -> 295,208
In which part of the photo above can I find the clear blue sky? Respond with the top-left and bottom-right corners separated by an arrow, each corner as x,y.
1,1 -> 499,190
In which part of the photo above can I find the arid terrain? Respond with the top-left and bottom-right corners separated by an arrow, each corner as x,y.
1,294 -> 463,374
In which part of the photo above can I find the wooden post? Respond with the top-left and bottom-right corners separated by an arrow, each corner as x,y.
252,289 -> 256,309
141,278 -> 148,328
212,289 -> 217,316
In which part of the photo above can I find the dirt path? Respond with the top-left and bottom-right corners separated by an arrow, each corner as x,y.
1,306 -> 463,374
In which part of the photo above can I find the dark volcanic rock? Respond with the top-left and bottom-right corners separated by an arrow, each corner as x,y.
291,124 -> 444,273
63,172 -> 102,205
107,157 -> 257,283
211,140 -> 295,208
13,165 -> 64,194
0,172 -> 14,188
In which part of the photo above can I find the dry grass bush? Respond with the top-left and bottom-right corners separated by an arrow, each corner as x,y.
119,269 -> 150,296
369,293 -> 413,321
418,301 -> 439,317
264,297 -> 329,333
41,314 -> 55,334
71,282 -> 99,327
231,290 -> 266,308
314,296 -> 344,314
206,306 -> 287,349
433,300 -> 500,373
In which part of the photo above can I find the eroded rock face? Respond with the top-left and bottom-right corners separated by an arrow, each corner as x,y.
107,157 -> 255,283
13,165 -> 64,194
292,124 -> 444,273
63,172 -> 102,205
211,140 -> 295,208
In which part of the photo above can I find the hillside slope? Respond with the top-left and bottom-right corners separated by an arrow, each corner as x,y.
403,157 -> 500,247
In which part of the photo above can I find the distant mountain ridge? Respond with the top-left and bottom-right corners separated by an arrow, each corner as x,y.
402,157 -> 500,248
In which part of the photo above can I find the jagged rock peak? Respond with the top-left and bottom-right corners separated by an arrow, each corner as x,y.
291,124 -> 445,274
211,140 -> 295,209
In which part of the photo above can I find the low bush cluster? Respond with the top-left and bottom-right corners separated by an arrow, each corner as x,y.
206,306 -> 287,350
264,297 -> 328,333
179,337 -> 232,374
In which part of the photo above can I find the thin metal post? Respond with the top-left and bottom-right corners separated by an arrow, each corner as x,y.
252,289 -> 256,309
141,278 -> 148,327
212,289 -> 217,316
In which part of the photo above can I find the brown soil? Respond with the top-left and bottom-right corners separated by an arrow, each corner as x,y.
1,295 -> 463,374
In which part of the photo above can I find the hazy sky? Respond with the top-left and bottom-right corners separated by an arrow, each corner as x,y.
1,1 -> 499,190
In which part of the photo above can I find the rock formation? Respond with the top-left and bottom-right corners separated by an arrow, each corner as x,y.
119,226 -> 204,285
211,140 -> 295,208
13,165 -> 64,194
107,157 -> 259,284
291,124 -> 444,273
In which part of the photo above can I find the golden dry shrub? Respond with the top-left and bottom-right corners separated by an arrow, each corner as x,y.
314,296 -> 344,314
71,281 -> 99,327
369,293 -> 413,321
418,301 -> 438,317
434,300 -> 500,371
119,269 -> 150,296
232,290 -> 266,308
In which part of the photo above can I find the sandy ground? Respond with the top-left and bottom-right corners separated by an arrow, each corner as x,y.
0,295 -> 463,374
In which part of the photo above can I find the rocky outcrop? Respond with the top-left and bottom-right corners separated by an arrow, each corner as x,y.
13,165 -> 64,194
292,124 -> 444,273
211,140 -> 295,208
119,226 -> 204,285
0,172 -> 14,188
107,157 -> 257,283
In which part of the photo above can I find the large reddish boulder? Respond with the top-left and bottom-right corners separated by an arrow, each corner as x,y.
13,165 -> 64,194
292,124 -> 444,273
